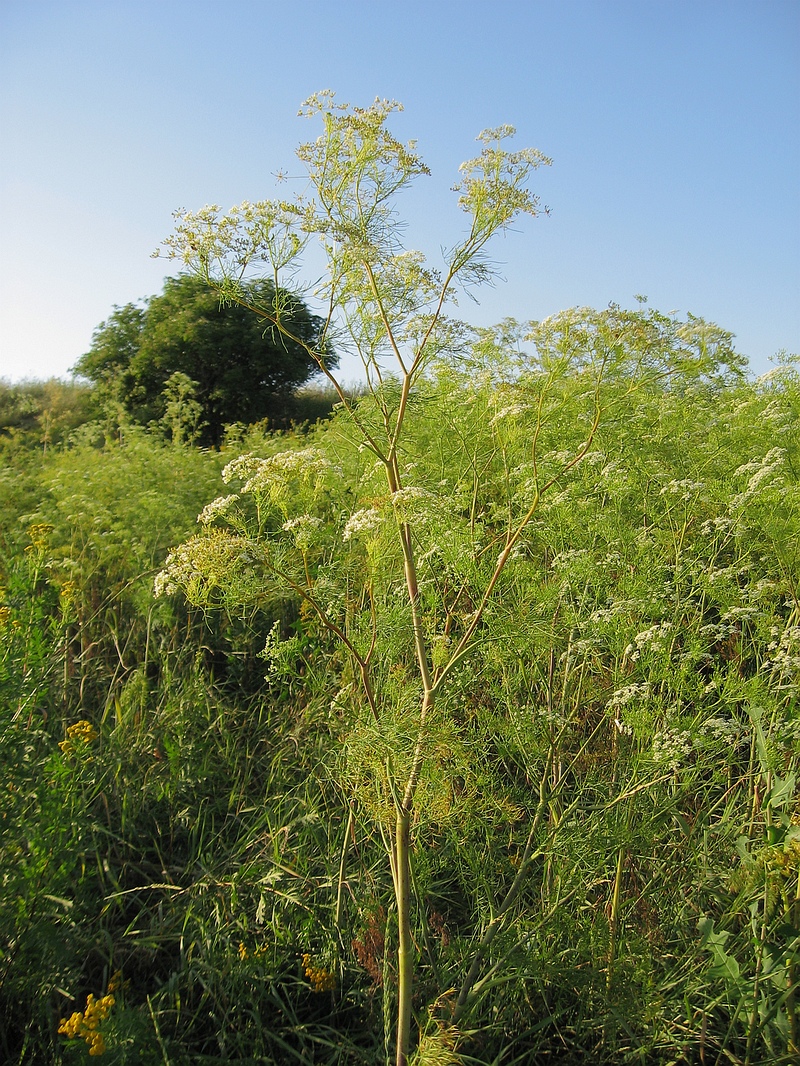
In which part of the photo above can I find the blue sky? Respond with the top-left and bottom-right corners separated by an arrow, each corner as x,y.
1,0 -> 798,382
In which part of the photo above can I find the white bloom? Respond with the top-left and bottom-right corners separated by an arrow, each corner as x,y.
659,478 -> 704,501
198,494 -> 239,525
700,516 -> 733,536
652,727 -> 693,771
551,547 -> 589,572
721,605 -> 760,622
631,622 -> 673,656
700,716 -> 746,746
389,487 -> 444,523
490,403 -> 526,425
768,625 -> 800,686
731,448 -> 787,507
606,682 -> 652,710
282,514 -> 322,549
343,507 -> 384,541
222,453 -> 263,484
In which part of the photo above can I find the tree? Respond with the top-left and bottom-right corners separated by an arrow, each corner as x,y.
73,276 -> 332,446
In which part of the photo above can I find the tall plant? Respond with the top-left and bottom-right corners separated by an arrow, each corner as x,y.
155,94 -> 690,1063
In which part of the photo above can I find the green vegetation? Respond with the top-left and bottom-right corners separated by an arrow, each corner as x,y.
1,94 -> 797,1065
73,275 -> 333,446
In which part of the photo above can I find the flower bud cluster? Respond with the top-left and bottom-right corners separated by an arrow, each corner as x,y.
58,719 -> 99,755
302,953 -> 335,992
58,986 -> 116,1057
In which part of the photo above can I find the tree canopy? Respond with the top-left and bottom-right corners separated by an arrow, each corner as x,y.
73,275 -> 333,446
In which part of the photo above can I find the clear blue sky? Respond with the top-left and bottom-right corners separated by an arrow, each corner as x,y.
1,0 -> 798,382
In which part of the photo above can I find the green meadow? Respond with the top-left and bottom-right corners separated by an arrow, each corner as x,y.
1,97 -> 797,1065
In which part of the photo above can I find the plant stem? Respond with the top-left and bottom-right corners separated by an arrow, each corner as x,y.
395,808 -> 413,1066
606,844 -> 625,995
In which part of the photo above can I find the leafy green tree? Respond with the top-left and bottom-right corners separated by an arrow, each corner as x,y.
74,275 -> 333,446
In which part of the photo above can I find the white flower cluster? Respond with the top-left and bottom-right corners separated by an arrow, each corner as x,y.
606,682 -> 652,710
330,684 -> 354,713
153,531 -> 259,602
700,516 -> 734,536
154,539 -> 227,599
624,622 -> 673,661
733,447 -> 786,482
768,625 -> 800,686
198,494 -> 240,525
154,542 -> 197,597
599,459 -> 626,481
699,716 -> 746,747
389,487 -> 443,523
260,620 -> 303,680
222,448 -> 336,495
559,635 -> 604,665
261,620 -> 282,675
720,604 -> 761,623
702,562 -> 751,585
282,514 -> 322,549
489,403 -> 526,426
221,453 -> 265,484
659,478 -> 704,501
536,487 -> 573,510
343,506 -> 384,541
541,448 -> 579,467
588,598 -> 640,623
731,447 -> 786,507
652,727 -> 693,771
699,621 -> 739,643
747,578 -> 778,601
551,547 -> 589,572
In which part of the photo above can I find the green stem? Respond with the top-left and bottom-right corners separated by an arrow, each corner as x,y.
745,883 -> 769,1066
395,809 -> 413,1066
787,869 -> 800,1058
334,808 -> 355,930
606,845 -> 625,996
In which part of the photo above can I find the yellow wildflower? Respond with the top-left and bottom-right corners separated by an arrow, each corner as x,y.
59,719 -> 99,755
238,941 -> 268,961
58,989 -> 115,1056
302,953 -> 335,992
25,523 -> 54,553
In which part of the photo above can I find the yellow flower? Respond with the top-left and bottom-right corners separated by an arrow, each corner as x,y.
25,523 -> 54,553
57,988 -> 114,1056
302,953 -> 336,992
238,941 -> 268,961
59,720 -> 99,755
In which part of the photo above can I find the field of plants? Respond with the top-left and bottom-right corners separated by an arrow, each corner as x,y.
2,96 -> 798,1065
1,331 -> 798,1065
